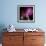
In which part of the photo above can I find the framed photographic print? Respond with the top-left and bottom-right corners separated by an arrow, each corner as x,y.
17,5 -> 35,23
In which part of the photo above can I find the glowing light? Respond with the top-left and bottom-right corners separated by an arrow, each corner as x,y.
26,8 -> 33,16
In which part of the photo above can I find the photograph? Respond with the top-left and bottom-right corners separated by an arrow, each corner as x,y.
17,5 -> 35,23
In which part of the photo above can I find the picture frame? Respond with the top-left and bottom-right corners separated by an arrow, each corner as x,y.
17,5 -> 35,23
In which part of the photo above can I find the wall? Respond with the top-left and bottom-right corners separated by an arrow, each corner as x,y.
0,0 -> 46,44
0,0 -> 46,29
